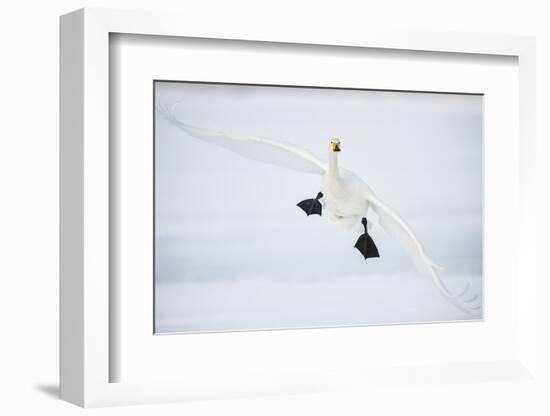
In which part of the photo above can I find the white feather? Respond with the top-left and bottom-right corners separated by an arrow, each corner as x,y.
158,102 -> 326,175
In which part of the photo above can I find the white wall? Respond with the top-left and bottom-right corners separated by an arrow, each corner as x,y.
1,1 -> 548,415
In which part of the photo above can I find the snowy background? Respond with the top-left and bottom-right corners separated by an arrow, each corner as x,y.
154,81 -> 483,334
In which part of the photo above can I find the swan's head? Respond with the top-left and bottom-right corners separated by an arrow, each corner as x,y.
330,138 -> 341,152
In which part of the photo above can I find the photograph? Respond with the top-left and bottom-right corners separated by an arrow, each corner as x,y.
154,81 -> 483,334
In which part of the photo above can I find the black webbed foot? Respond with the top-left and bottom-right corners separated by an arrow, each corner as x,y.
354,217 -> 380,259
297,192 -> 323,216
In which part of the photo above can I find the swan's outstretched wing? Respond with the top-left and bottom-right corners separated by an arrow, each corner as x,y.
157,103 -> 326,175
367,194 -> 480,314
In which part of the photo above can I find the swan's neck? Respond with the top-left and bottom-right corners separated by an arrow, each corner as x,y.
328,151 -> 340,180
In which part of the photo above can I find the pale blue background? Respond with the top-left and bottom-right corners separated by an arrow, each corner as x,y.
155,82 -> 483,333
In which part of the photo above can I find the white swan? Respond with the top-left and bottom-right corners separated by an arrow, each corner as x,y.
157,103 -> 480,315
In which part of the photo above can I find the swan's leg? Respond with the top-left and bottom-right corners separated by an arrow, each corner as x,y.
297,192 -> 323,216
354,217 -> 380,260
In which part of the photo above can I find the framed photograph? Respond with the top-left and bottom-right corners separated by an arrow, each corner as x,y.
60,8 -> 538,407
153,80 -> 483,334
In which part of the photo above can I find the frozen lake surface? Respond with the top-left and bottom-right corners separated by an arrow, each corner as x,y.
155,272 -> 481,334
155,219 -> 482,333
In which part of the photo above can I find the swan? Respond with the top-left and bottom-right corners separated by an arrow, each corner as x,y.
157,103 -> 480,315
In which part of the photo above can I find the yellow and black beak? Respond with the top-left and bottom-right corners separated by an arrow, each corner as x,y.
331,141 -> 341,152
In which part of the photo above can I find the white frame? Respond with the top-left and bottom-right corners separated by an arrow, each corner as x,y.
60,7 -> 537,407
113,35 -> 517,383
